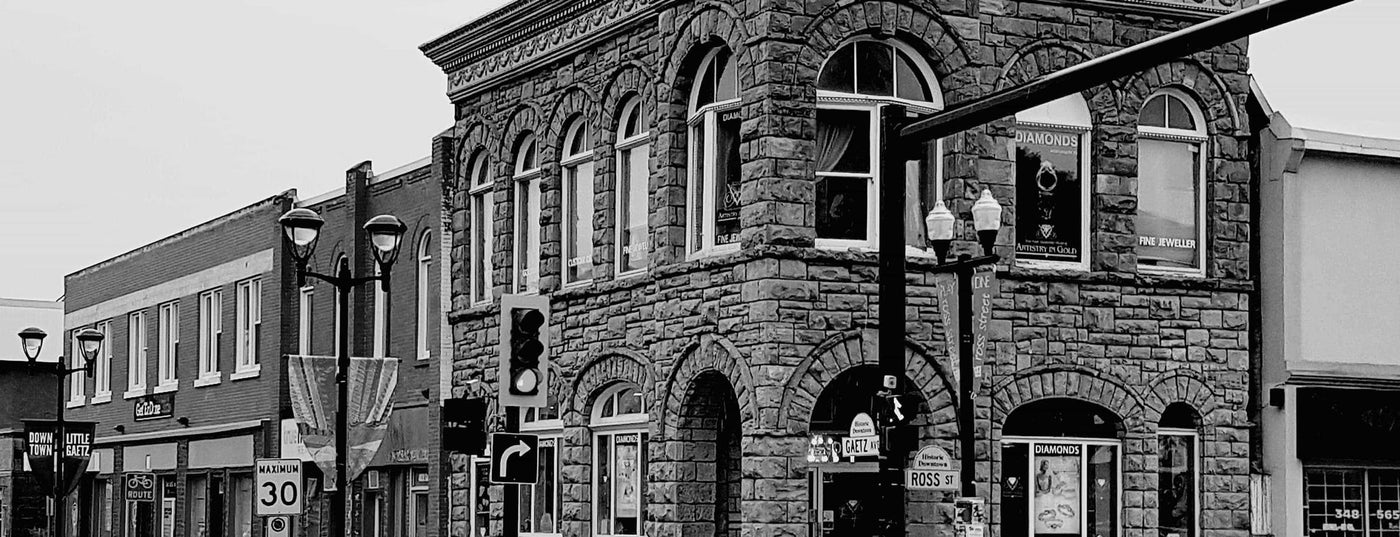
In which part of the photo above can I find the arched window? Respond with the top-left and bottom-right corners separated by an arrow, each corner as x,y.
686,47 -> 741,256
562,117 -> 595,285
591,383 -> 647,537
1136,89 -> 1207,275
514,134 -> 543,293
615,96 -> 649,275
1015,94 -> 1092,269
519,392 -> 562,537
415,230 -> 432,360
468,151 -> 494,305
815,38 -> 943,248
1001,398 -> 1122,537
1158,403 -> 1201,537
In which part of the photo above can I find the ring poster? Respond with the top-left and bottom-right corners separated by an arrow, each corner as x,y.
1033,444 -> 1081,534
1015,127 -> 1083,262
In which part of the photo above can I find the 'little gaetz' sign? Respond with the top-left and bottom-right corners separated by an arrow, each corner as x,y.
134,393 -> 175,421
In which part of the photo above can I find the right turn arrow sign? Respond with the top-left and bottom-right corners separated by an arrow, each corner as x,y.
489,432 -> 539,484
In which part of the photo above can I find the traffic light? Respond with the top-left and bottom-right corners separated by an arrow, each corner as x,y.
877,393 -> 919,455
498,294 -> 549,408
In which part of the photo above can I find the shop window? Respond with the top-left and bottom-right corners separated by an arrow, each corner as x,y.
467,151 -> 495,305
514,134 -> 543,292
591,383 -> 648,537
1158,404 -> 1201,537
407,468 -> 429,537
365,480 -> 386,537
1136,89 -> 1206,276
562,116 -> 596,284
615,95 -> 649,275
232,474 -> 252,537
1015,94 -> 1092,268
1304,468 -> 1400,536
1002,399 -> 1122,537
471,458 -> 491,537
815,39 -> 944,250
520,392 -> 563,536
686,47 -> 741,256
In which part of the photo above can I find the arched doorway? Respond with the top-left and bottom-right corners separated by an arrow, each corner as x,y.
1000,398 -> 1123,537
673,371 -> 742,537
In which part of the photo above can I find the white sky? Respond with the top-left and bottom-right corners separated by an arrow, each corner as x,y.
0,0 -> 1391,301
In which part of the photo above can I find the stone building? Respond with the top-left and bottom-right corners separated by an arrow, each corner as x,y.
422,0 -> 1256,536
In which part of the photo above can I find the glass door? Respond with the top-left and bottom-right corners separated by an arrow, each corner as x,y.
808,463 -> 883,537
1001,438 -> 1120,537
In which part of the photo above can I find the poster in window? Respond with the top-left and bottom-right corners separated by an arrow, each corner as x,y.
1136,139 -> 1200,270
1033,444 -> 1081,534
615,434 -> 640,518
715,111 -> 742,246
1015,127 -> 1083,262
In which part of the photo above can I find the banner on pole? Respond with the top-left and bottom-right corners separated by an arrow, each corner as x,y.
285,355 -> 399,492
23,420 -> 96,496
969,268 -> 998,392
934,272 -> 960,391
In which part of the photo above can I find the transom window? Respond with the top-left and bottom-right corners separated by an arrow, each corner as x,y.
562,117 -> 595,285
615,96 -> 649,275
1014,94 -> 1092,269
686,47 -> 741,256
468,151 -> 494,305
514,134 -> 543,293
1136,89 -> 1207,276
815,38 -> 943,249
591,383 -> 647,537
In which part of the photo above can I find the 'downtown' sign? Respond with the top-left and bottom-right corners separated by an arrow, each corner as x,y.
23,420 -> 96,495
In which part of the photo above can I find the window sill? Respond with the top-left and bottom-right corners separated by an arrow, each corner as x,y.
615,268 -> 646,279
66,399 -> 85,409
91,393 -> 112,405
687,244 -> 740,261
153,382 -> 178,394
231,367 -> 261,381
1016,259 -> 1090,272
123,388 -> 148,400
194,374 -> 222,387
416,352 -> 431,361
1138,266 -> 1206,278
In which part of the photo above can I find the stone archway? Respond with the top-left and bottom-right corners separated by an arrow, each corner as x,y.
654,370 -> 743,537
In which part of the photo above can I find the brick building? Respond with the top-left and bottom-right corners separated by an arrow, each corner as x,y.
0,298 -> 64,537
60,158 -> 447,537
423,1 -> 1255,537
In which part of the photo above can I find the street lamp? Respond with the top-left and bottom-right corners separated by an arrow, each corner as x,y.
925,188 -> 1001,529
278,208 -> 405,537
18,326 -> 104,537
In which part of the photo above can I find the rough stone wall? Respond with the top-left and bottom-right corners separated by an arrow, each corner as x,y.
435,1 -> 1254,537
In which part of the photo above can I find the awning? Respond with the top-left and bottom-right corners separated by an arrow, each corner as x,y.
1298,387 -> 1400,462
366,406 -> 430,467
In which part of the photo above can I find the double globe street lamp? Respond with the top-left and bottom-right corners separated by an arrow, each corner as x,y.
277,207 -> 406,537
18,326 -> 105,537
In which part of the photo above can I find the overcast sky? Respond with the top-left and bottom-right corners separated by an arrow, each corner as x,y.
0,0 -> 1391,302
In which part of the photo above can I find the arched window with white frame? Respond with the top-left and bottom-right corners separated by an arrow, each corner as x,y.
591,383 -> 647,537
1136,89 -> 1207,276
514,134 -> 543,293
518,392 -> 562,537
615,96 -> 649,275
1014,93 -> 1092,269
815,38 -> 945,249
686,47 -> 741,256
562,117 -> 595,285
415,230 -> 432,360
467,151 -> 494,305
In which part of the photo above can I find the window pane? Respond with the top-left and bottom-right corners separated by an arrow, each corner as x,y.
1015,128 -> 1084,262
518,477 -> 534,533
815,109 -> 871,174
1002,443 -> 1029,537
818,45 -> 855,93
1305,468 -> 1364,536
517,180 -> 540,292
568,123 -> 589,156
233,476 -> 252,537
713,110 -> 741,247
1086,445 -> 1118,537
1167,96 -> 1196,131
1140,95 -> 1167,128
597,436 -> 613,535
716,50 -> 737,102
566,162 -> 595,282
623,103 -> 642,139
895,48 -> 932,101
1369,470 -> 1400,535
538,440 -> 558,532
690,122 -> 706,252
815,176 -> 868,241
618,388 -> 642,415
855,42 -> 893,96
694,57 -> 716,109
614,433 -> 642,534
1158,435 -> 1195,537
1136,139 -> 1201,270
620,145 -> 649,272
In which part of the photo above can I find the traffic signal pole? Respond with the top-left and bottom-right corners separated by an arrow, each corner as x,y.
874,0 -> 1356,533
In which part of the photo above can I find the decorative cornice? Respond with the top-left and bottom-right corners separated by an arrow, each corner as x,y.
423,0 -> 657,100
1038,0 -> 1245,19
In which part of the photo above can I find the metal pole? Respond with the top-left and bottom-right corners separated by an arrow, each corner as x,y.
957,262 -> 975,497
55,367 -> 65,537
332,257 -> 351,537
897,0 -> 1355,145
502,407 -> 519,537
876,104 -> 907,537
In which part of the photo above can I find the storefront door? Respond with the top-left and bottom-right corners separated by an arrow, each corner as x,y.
1001,438 -> 1120,537
808,462 -> 884,537
126,501 -> 154,537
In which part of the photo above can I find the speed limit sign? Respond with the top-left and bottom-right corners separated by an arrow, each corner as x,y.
255,458 -> 303,516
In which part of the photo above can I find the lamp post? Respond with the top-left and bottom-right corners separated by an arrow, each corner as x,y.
278,208 -> 406,537
19,326 -> 105,537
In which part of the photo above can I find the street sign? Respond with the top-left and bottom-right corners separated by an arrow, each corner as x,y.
914,445 -> 953,470
908,445 -> 959,491
255,459 -> 303,516
842,413 -> 880,458
489,433 -> 538,484
266,516 -> 290,537
125,473 -> 156,502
